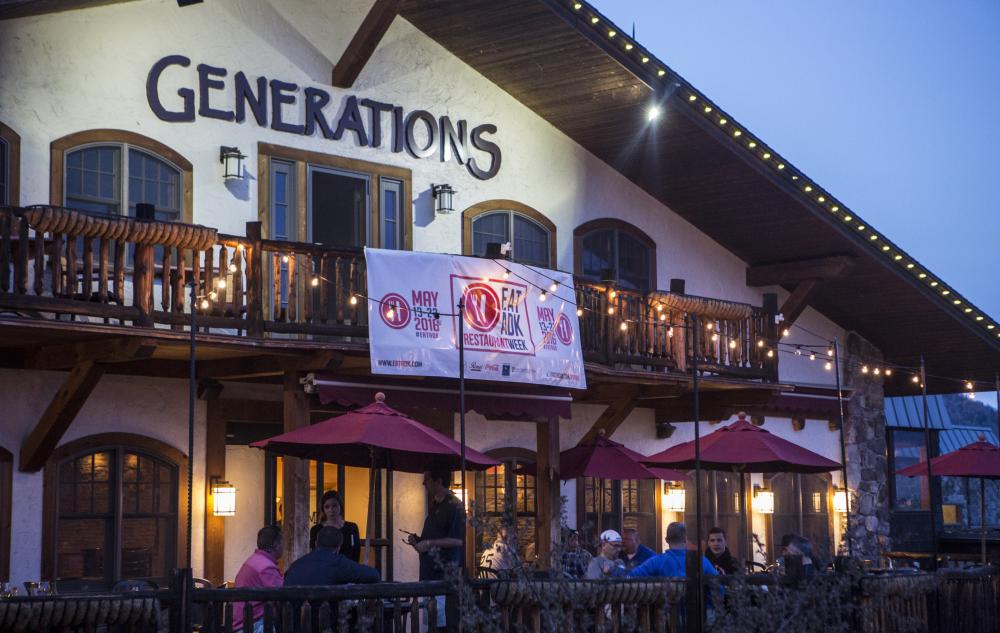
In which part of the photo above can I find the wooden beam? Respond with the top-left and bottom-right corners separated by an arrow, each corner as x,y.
282,371 -> 312,564
330,0 -> 402,88
203,399 -> 226,586
778,278 -> 820,326
25,337 -> 157,370
746,255 -> 855,287
577,387 -> 639,445
535,418 -> 560,568
653,389 -> 776,424
19,361 -> 105,472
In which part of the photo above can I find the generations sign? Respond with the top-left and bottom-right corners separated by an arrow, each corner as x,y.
146,55 -> 502,180
366,249 -> 586,390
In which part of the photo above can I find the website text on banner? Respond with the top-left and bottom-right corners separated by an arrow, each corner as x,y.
365,248 -> 586,390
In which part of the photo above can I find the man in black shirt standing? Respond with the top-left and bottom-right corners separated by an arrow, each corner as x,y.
406,467 -> 465,632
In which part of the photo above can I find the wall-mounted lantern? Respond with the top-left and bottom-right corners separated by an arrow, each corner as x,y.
211,478 -> 237,516
432,183 -> 455,214
833,488 -> 850,514
752,485 -> 775,514
663,483 -> 686,512
220,146 -> 246,180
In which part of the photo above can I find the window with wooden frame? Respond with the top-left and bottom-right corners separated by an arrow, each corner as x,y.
766,472 -> 834,563
578,477 -> 658,551
683,471 -> 746,560
51,130 -> 192,223
574,219 -> 656,292
0,446 -> 11,582
0,121 -> 21,206
42,434 -> 187,592
474,448 -> 538,565
258,143 -> 412,251
462,200 -> 557,269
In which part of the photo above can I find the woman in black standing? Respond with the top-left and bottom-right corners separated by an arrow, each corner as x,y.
309,490 -> 361,562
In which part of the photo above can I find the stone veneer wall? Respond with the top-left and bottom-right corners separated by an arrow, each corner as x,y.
843,332 -> 892,559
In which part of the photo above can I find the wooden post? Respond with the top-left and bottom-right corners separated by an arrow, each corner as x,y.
203,398 -> 226,586
246,222 -> 264,337
535,417 -> 561,569
133,243 -> 155,326
282,371 -> 311,564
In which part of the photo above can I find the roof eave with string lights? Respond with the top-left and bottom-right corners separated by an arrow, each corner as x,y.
553,0 -> 998,346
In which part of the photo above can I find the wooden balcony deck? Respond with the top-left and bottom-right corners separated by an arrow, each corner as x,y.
0,205 -> 777,385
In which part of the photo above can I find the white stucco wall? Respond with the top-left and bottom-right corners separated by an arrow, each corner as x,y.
0,369 -> 206,587
223,446 -> 265,583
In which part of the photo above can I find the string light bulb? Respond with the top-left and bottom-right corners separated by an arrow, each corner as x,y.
827,348 -> 834,357
766,349 -> 774,358
311,277 -> 319,287
539,292 -> 547,302
208,291 -> 218,301
200,298 -> 209,310
966,381 -> 974,390
607,306 -> 615,315
873,367 -> 881,376
782,328 -> 790,337
228,263 -> 237,273
350,295 -> 358,305
577,308 -> 583,317
711,333 -> 719,342
825,361 -> 832,371
706,322 -> 714,331
549,282 -> 558,292
668,327 -> 674,337
216,278 -> 226,290
282,255 -> 289,263
757,340 -> 765,348
885,369 -> 892,376
502,270 -> 510,280
862,365 -> 870,374
729,339 -> 737,349
912,375 -> 920,384
659,313 -> 667,322
609,290 -> 617,299
809,352 -> 816,361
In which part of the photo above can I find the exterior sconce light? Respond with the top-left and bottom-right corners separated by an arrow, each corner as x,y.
432,183 -> 455,214
833,488 -> 850,514
663,483 -> 686,512
219,146 -> 246,180
752,485 -> 774,514
211,478 -> 237,516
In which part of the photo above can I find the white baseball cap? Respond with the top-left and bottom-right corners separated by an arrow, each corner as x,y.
600,529 -> 622,543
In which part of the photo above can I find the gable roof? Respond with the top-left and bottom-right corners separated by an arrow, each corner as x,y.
400,0 -> 1000,393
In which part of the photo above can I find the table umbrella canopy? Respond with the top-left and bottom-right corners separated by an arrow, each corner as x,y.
250,392 -> 500,473
896,435 -> 1000,479
642,413 -> 842,473
517,435 -> 688,481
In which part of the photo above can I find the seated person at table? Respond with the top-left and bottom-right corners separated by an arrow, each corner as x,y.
560,529 -> 592,579
786,535 -> 819,577
704,527 -> 740,575
310,490 -> 361,562
628,522 -> 718,578
480,525 -> 520,573
233,526 -> 284,633
586,530 -> 627,579
622,528 -> 656,572
284,527 -> 380,586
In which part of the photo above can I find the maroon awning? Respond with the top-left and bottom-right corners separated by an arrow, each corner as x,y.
308,375 -> 573,420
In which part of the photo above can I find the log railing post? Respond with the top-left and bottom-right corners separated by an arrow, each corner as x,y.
133,243 -> 155,327
246,222 -> 264,337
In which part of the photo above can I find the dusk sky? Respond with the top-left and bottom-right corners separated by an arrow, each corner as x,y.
591,0 -> 1000,401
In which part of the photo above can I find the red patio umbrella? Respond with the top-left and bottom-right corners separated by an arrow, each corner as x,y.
251,392 -> 500,564
643,412 -> 842,567
897,434 -> 1000,563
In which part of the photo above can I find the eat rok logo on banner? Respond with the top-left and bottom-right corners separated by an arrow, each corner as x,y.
365,248 -> 586,390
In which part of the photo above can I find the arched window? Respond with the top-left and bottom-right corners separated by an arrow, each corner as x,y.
0,121 -> 20,206
43,434 -> 187,592
574,219 -> 656,291
463,200 -> 556,269
474,448 -> 537,565
51,130 -> 192,223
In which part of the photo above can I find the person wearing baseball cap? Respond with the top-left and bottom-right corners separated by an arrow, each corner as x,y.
585,529 -> 627,579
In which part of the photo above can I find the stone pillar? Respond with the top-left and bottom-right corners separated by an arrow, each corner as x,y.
843,332 -> 892,560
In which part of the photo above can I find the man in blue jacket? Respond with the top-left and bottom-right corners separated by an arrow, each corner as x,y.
628,522 -> 718,578
622,528 -> 656,572
284,527 -> 380,586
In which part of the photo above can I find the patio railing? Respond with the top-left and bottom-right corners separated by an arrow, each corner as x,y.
0,205 -> 775,381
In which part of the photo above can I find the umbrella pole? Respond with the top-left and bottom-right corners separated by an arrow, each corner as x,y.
365,449 -> 377,568
981,477 -> 987,565
920,357 -> 939,570
692,314 -> 704,633
458,297 -> 467,561
738,469 -> 748,571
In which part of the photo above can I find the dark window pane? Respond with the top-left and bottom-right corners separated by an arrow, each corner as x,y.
122,517 -> 174,581
893,430 -> 930,510
581,229 -> 614,280
617,232 -> 651,291
66,146 -> 120,215
311,169 -> 367,248
55,518 -> 111,587
0,138 -> 7,205
472,212 -> 509,256
513,215 -> 549,267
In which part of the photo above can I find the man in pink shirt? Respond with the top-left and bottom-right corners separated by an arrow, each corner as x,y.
233,526 -> 284,633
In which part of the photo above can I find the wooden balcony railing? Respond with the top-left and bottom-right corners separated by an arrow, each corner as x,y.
0,206 -> 775,381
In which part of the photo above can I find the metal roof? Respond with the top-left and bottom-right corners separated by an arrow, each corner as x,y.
885,395 -> 997,454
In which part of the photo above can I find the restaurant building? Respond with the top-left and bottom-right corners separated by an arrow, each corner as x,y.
1,0 -> 998,589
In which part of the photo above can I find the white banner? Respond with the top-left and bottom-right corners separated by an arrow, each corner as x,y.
365,248 -> 586,390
